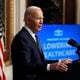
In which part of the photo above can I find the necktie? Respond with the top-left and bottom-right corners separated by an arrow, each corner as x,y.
35,35 -> 42,53
35,35 -> 40,47
35,35 -> 45,60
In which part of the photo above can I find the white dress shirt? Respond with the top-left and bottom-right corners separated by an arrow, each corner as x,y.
24,26 -> 36,42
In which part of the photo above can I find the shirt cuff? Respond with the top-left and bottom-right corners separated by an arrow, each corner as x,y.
47,64 -> 50,71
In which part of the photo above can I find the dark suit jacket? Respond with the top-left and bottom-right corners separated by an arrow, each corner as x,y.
11,27 -> 51,80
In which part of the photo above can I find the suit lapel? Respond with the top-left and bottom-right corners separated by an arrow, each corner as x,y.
21,27 -> 44,60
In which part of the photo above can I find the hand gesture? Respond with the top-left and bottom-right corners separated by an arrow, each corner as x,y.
50,59 -> 72,72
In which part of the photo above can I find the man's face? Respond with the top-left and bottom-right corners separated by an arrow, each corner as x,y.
27,9 -> 44,33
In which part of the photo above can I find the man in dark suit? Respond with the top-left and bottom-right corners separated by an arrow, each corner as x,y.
11,6 -> 72,80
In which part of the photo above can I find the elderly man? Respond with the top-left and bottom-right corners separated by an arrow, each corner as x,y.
11,6 -> 72,80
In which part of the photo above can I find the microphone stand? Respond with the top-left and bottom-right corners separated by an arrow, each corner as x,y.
67,49 -> 80,80
76,49 -> 80,61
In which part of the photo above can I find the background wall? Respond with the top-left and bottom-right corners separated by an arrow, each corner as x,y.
77,0 -> 80,24
4,0 -> 80,80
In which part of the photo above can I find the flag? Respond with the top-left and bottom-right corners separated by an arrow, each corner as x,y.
0,35 -> 6,80
0,17 -> 6,80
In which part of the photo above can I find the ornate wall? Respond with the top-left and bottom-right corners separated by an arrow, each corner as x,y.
27,0 -> 77,24
5,0 -> 14,64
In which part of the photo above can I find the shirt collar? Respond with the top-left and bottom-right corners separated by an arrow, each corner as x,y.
24,26 -> 36,41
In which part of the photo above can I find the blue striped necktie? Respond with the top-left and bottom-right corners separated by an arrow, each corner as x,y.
35,35 -> 42,53
35,35 -> 40,47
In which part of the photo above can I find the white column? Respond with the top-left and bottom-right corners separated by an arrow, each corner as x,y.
14,0 -> 26,35
19,0 -> 26,29
76,0 -> 80,24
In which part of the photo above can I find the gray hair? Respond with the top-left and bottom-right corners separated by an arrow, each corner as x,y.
24,6 -> 42,17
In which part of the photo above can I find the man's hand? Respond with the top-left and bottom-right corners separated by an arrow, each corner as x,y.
50,59 -> 72,72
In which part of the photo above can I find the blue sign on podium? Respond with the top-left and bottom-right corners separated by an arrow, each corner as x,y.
37,24 -> 80,61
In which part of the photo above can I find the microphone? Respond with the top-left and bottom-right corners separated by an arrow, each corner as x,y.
68,39 -> 80,49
